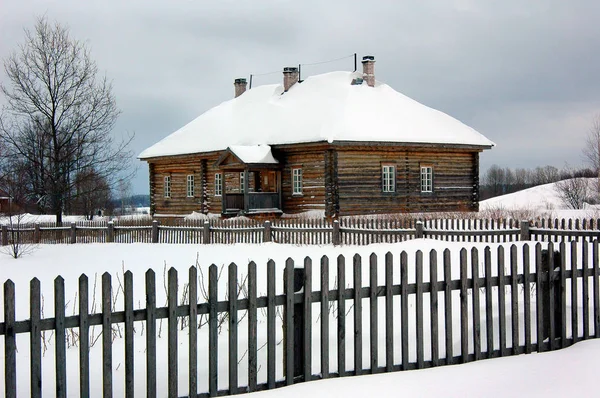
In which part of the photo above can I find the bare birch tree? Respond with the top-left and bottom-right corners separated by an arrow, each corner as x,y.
0,17 -> 133,223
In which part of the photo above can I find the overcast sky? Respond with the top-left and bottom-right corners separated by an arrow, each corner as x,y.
2,0 -> 600,195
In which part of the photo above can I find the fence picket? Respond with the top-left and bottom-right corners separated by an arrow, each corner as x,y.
146,270 -> 157,398
430,250 -> 439,367
208,264 -> 218,396
370,253 -> 378,373
510,245 -> 519,355
443,249 -> 453,365
416,251 -> 425,368
523,244 -> 532,354
497,247 -> 507,357
353,254 -> 363,375
485,247 -> 494,357
582,241 -> 590,339
101,273 -> 112,398
285,259 -> 295,384
30,279 -> 42,398
594,240 -> 600,338
189,266 -> 198,397
304,257 -> 313,382
124,271 -> 134,398
559,243 -> 567,349
248,262 -> 257,392
320,256 -> 330,379
4,280 -> 16,398
401,251 -> 410,369
471,248 -> 481,360
571,241 -> 579,343
229,263 -> 239,393
267,260 -> 276,388
79,275 -> 90,398
337,255 -> 346,377
535,244 -> 544,352
459,249 -> 468,363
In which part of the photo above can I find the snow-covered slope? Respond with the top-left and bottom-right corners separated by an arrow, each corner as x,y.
480,182 -> 565,211
139,71 -> 494,159
480,178 -> 598,214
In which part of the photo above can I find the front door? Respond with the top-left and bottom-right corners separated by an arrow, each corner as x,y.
261,171 -> 277,192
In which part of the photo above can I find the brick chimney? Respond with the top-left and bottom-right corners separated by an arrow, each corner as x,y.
234,78 -> 247,98
361,56 -> 375,87
282,67 -> 299,92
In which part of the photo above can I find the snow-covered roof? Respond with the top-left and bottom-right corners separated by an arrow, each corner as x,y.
229,145 -> 278,164
139,71 -> 494,159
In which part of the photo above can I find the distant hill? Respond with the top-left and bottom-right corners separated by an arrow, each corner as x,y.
480,177 -> 598,214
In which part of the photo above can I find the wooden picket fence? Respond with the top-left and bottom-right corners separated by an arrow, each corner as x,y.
2,217 -> 600,246
2,241 -> 600,397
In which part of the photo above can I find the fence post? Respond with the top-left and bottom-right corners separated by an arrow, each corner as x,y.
2,225 -> 8,246
70,223 -> 77,244
203,221 -> 210,244
263,220 -> 271,242
107,222 -> 114,243
520,220 -> 531,241
416,221 -> 424,239
151,220 -> 159,243
34,223 -> 41,244
332,220 -> 340,246
283,265 -> 305,381
541,249 -> 562,343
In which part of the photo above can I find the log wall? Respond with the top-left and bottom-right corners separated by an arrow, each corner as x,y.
149,153 -> 222,215
336,146 -> 480,216
275,148 -> 327,214
144,143 -> 483,217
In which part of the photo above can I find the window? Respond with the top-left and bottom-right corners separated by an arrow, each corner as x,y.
292,168 -> 303,195
382,165 -> 396,193
240,172 -> 245,193
421,166 -> 433,192
187,175 -> 194,197
215,173 -> 222,196
164,176 -> 171,198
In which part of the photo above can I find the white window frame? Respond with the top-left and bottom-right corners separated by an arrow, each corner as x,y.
240,172 -> 245,193
292,167 -> 303,196
164,175 -> 171,198
215,173 -> 223,196
382,165 -> 396,193
421,166 -> 433,193
187,174 -> 194,197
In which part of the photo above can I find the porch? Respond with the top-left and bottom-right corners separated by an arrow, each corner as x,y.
217,145 -> 283,216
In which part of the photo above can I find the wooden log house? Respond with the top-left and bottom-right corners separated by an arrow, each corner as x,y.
139,56 -> 494,218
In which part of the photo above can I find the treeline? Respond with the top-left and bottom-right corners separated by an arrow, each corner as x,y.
480,164 -> 597,200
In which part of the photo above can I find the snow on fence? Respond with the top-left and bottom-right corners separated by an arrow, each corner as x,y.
2,241 -> 600,397
2,217 -> 600,246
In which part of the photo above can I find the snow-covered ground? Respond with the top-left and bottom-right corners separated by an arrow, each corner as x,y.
480,178 -> 600,219
0,239 -> 597,397
246,339 -> 600,398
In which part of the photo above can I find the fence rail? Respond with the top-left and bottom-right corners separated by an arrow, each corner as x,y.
2,240 -> 599,397
2,217 -> 600,246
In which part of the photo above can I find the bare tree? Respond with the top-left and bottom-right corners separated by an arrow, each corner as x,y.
583,115 -> 600,173
555,167 -> 590,209
0,17 -> 133,223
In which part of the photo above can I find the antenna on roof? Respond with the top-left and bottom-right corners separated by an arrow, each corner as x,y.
247,53 -> 357,88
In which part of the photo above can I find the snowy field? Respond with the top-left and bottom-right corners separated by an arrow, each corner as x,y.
0,238 -> 597,397
480,178 -> 600,219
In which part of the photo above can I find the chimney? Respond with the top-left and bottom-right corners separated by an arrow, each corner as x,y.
234,78 -> 247,98
282,66 -> 299,92
361,55 -> 375,87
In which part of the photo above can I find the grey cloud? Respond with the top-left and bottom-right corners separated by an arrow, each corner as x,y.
1,0 -> 600,194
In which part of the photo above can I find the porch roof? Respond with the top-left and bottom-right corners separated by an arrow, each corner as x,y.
229,145 -> 278,164
215,144 -> 280,169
